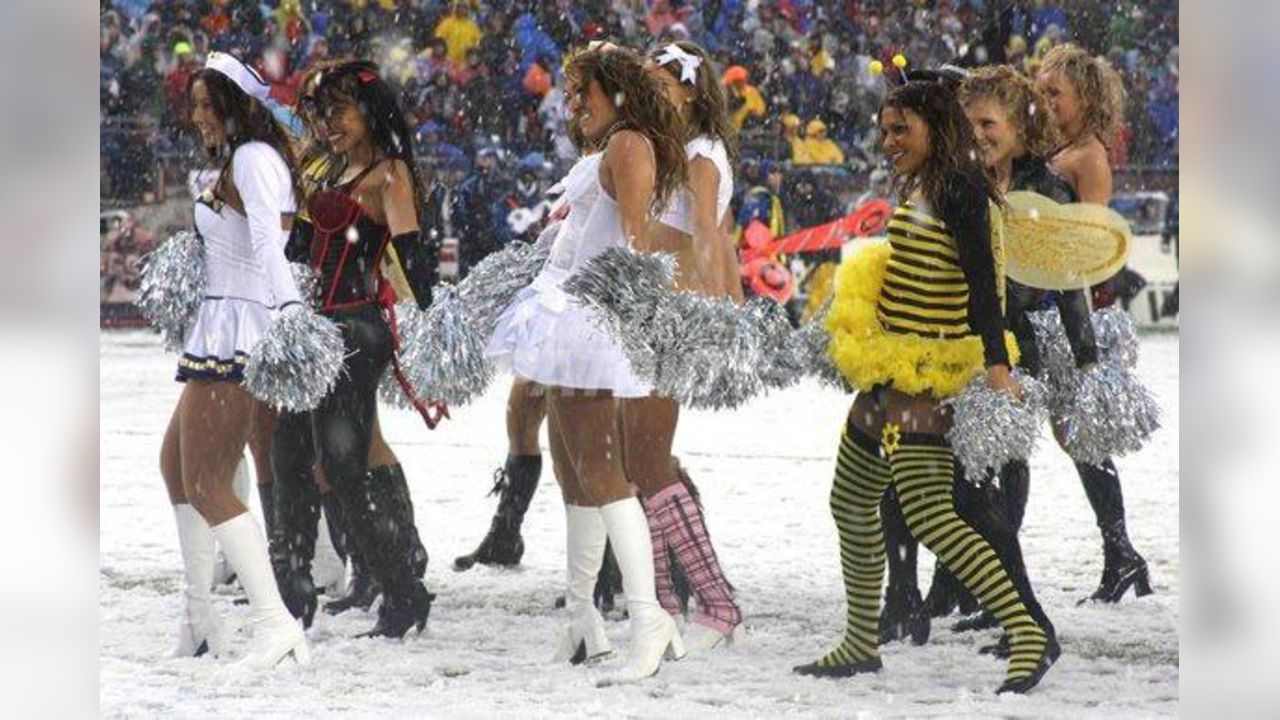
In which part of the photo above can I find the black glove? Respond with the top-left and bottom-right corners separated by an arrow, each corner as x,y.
389,229 -> 441,309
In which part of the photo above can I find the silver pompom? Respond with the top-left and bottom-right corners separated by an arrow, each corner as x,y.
137,230 -> 205,351
457,241 -> 551,339
291,262 -> 321,309
244,306 -> 346,412
1054,363 -> 1161,465
748,298 -> 806,391
679,297 -> 764,410
1090,306 -> 1140,369
562,246 -> 677,334
395,289 -> 493,406
945,371 -> 1049,478
795,300 -> 851,391
1029,307 -> 1142,392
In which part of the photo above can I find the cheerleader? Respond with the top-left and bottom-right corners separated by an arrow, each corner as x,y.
268,61 -> 439,639
794,78 -> 1056,693
266,66 -> 429,623
881,64 -> 1089,645
1037,44 -> 1152,603
485,44 -> 689,683
622,41 -> 744,654
159,52 -> 309,669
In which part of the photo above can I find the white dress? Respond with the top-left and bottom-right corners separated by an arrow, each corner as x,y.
178,142 -> 300,381
485,152 -> 651,397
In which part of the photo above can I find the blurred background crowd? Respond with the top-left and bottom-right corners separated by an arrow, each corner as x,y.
99,0 -> 1178,312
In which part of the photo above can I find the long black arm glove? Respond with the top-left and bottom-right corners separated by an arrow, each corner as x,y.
389,230 -> 441,310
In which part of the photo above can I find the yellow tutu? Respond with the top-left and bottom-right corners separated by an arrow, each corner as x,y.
824,241 -> 1020,399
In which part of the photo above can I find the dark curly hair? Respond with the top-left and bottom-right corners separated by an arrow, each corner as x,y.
880,80 -> 1002,213
649,41 -> 739,165
313,60 -> 424,206
563,44 -> 688,213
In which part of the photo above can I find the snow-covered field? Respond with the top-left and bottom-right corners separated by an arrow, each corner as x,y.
100,330 -> 1178,718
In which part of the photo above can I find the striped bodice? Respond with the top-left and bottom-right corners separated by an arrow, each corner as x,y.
876,206 -> 971,339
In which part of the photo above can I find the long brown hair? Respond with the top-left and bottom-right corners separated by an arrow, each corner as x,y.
563,45 -> 688,213
649,41 -> 740,164
187,68 -> 300,202
1039,43 -> 1127,147
958,64 -> 1058,159
881,80 -> 1002,213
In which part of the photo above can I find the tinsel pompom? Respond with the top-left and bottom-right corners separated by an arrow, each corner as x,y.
679,297 -> 764,410
747,298 -> 807,391
1054,363 -> 1161,465
561,246 -> 677,334
457,241 -> 551,339
137,230 -> 205,351
796,299 -> 851,391
244,305 -> 346,412
945,370 -> 1049,478
1090,306 -> 1140,369
291,262 -> 321,309
395,289 -> 493,406
1029,306 -> 1142,391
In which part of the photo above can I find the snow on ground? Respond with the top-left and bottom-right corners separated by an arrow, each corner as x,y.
100,330 -> 1178,718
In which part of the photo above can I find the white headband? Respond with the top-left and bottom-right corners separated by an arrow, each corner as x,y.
655,44 -> 702,85
205,51 -> 271,102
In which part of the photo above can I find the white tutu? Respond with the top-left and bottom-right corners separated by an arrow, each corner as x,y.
176,297 -> 275,382
485,269 -> 651,398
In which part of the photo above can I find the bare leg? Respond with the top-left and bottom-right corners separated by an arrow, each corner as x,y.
179,381 -> 255,525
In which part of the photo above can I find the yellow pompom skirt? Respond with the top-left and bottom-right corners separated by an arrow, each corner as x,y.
824,242 -> 1020,399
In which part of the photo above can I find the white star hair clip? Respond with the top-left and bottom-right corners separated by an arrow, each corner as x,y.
655,44 -> 702,84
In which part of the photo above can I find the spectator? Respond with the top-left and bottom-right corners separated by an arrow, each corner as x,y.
724,65 -> 766,130
451,145 -> 511,277
503,152 -> 553,244
800,119 -> 845,165
781,113 -> 811,164
737,160 -> 787,238
434,3 -> 483,64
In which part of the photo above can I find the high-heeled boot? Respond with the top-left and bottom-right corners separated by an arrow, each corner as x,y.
212,458 -> 254,588
1078,460 -> 1153,603
321,489 -> 385,614
338,470 -> 433,638
382,464 -> 429,578
267,467 -> 320,628
454,456 -> 541,570
596,498 -> 685,686
552,505 -> 613,664
172,504 -> 228,657
211,513 -> 310,670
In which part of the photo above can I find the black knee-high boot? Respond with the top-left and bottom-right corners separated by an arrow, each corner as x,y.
454,455 -> 541,570
379,464 -> 428,578
1078,459 -> 1153,603
879,486 -> 928,644
267,468 -> 320,628
337,471 -> 434,638
322,489 -> 384,615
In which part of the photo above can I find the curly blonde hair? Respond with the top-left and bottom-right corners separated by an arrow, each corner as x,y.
1039,43 -> 1127,147
959,64 -> 1059,159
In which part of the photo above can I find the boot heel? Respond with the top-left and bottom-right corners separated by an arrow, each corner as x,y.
1133,567 -> 1154,597
289,638 -> 313,667
665,627 -> 686,661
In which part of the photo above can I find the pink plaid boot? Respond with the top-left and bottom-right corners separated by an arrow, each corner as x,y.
643,482 -> 742,653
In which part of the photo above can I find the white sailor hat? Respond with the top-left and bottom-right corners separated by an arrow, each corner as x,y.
205,51 -> 271,102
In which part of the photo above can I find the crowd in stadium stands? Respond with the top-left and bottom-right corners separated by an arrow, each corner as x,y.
99,0 -> 1176,308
